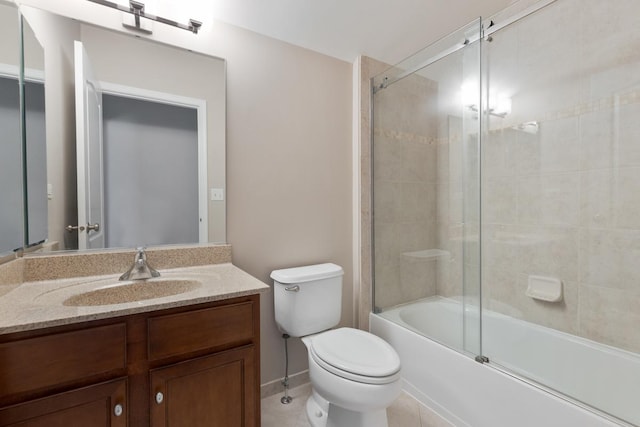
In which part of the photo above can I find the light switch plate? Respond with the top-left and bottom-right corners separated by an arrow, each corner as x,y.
210,188 -> 224,201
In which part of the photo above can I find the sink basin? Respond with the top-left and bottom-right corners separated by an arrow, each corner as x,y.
63,279 -> 202,306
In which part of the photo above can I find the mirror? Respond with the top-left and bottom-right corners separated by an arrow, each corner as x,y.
0,1 -> 23,256
22,13 -> 47,249
18,5 -> 226,252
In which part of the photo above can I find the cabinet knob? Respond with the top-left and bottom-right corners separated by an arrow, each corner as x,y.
156,392 -> 164,404
114,404 -> 124,417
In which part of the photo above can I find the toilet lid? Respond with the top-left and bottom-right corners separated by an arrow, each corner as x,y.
309,328 -> 400,381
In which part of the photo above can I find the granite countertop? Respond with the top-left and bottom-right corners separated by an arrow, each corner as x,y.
0,263 -> 269,335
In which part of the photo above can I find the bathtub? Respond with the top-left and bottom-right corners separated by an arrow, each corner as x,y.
371,297 -> 639,427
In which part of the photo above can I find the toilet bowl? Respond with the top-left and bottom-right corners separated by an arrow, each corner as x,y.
302,328 -> 401,427
271,263 -> 402,427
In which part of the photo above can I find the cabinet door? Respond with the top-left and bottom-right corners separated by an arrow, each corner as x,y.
0,378 -> 127,427
150,346 -> 257,427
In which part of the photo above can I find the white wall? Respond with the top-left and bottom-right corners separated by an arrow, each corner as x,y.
17,0 -> 353,386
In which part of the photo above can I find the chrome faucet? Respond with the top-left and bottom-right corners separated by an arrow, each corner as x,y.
119,247 -> 160,281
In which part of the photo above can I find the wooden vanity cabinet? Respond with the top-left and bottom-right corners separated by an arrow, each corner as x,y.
150,346 -> 256,427
0,294 -> 260,427
0,379 -> 128,427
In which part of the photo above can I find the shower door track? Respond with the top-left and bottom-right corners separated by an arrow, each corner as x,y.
484,0 -> 557,37
374,0 -> 559,94
486,361 -> 637,427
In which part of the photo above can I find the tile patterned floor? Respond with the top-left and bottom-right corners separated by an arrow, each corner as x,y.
261,383 -> 454,427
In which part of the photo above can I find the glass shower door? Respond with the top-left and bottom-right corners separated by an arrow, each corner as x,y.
480,1 -> 640,424
372,19 -> 483,356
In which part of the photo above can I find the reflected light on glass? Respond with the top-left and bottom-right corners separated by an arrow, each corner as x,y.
461,81 -> 479,107
491,94 -> 512,117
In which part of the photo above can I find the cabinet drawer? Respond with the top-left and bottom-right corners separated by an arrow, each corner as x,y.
0,378 -> 127,427
148,301 -> 255,361
0,324 -> 127,397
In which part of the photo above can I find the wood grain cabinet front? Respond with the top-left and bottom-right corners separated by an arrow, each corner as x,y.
0,294 -> 260,427
0,324 -> 127,401
0,378 -> 127,427
150,346 -> 257,427
147,301 -> 255,362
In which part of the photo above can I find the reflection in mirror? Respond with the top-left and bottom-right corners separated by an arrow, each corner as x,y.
22,14 -> 47,248
19,6 -> 226,253
100,94 -> 201,249
0,2 -> 23,256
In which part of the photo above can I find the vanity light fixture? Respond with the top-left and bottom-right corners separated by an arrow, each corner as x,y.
87,0 -> 202,34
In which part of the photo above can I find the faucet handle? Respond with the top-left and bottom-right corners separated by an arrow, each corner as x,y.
120,246 -> 160,281
134,247 -> 148,261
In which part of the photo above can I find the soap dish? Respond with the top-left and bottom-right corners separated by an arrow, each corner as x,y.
526,275 -> 563,302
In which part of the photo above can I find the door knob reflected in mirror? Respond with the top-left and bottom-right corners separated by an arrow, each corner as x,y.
65,223 -> 100,233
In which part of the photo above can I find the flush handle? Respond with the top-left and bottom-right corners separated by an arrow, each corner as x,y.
285,285 -> 300,292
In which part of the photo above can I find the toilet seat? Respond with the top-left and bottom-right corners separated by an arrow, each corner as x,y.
308,328 -> 401,385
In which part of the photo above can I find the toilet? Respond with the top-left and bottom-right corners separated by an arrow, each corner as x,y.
272,263 -> 401,427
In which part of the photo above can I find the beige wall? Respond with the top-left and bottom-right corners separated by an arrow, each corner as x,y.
0,3 -> 19,67
21,14 -> 44,73
222,23 -> 353,384
17,0 -> 353,385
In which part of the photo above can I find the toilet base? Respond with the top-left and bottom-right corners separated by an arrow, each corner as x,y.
305,390 -> 389,427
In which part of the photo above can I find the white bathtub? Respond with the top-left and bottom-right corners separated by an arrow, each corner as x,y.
371,297 -> 639,427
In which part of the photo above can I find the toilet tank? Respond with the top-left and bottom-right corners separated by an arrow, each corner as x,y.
272,263 -> 344,337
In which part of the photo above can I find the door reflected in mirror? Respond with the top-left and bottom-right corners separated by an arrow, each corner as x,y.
23,14 -> 47,249
0,3 -> 24,256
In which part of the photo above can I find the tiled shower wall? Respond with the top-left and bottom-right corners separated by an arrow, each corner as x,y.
481,0 -> 640,354
366,0 -> 640,356
434,116 -> 472,301
372,71 -> 440,310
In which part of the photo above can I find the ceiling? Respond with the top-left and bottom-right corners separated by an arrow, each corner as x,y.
206,0 -> 515,64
